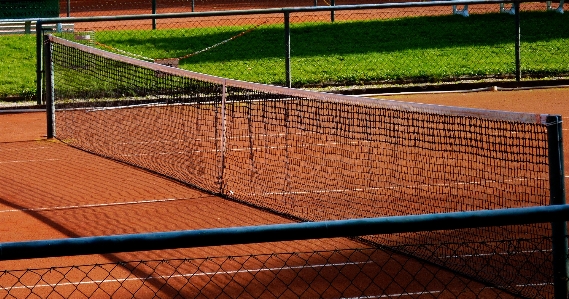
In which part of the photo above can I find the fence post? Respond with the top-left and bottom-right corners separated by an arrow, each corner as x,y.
192,0 -> 195,12
43,35 -> 55,139
284,11 -> 291,88
331,0 -> 335,22
514,0 -> 521,82
36,21 -> 43,105
25,21 -> 31,34
152,0 -> 157,29
67,0 -> 71,17
547,115 -> 569,299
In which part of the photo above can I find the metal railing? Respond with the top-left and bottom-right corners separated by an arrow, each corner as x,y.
1,205 -> 569,298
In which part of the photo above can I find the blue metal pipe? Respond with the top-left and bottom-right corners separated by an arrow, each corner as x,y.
547,115 -> 569,298
0,205 -> 568,261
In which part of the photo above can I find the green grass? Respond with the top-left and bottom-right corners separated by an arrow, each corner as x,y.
1,11 -> 568,98
0,35 -> 37,99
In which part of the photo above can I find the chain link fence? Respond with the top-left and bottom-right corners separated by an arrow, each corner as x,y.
0,1 -> 567,100
0,239 -> 562,298
48,1 -> 568,90
58,0 -> 410,16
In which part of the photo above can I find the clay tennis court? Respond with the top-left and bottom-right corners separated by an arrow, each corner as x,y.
0,86 -> 566,298
0,116 -> 497,297
1,1 -> 567,296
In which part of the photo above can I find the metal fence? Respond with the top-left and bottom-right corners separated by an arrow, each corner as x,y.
31,0 -> 568,102
58,0 -> 403,16
0,244 -> 557,298
1,206 -> 569,298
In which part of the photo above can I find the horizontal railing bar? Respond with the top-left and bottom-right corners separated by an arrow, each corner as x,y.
12,0 -> 533,25
0,204 -> 568,261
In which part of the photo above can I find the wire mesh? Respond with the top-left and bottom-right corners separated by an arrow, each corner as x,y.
50,2 -> 569,88
0,243 -> 560,298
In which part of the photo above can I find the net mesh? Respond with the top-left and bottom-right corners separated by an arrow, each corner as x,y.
48,35 -> 554,297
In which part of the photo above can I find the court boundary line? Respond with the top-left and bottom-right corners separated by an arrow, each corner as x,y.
0,197 -> 200,213
1,260 -> 372,292
253,177 -> 547,197
0,258 -> 552,298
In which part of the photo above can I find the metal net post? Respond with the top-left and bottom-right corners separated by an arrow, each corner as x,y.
44,34 -> 55,139
546,115 -> 569,299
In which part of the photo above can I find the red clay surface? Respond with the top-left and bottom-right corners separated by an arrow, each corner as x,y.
2,1 -> 565,296
1,86 -> 567,297
0,112 -> 503,298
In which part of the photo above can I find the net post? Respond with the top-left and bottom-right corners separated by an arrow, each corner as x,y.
43,35 -> 55,139
284,12 -> 291,88
219,80 -> 227,194
36,20 -> 43,105
546,115 -> 569,299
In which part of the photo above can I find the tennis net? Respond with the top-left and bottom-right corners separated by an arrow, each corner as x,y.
46,34 -> 559,298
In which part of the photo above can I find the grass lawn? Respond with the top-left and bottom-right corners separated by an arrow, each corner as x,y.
0,35 -> 37,99
1,10 -> 568,98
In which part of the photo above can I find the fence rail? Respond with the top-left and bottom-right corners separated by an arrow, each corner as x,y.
0,21 -> 73,35
1,205 -> 568,260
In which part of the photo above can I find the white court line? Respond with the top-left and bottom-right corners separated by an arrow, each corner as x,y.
342,290 -> 442,299
117,136 -> 358,157
0,260 -> 370,292
84,96 -> 296,112
116,138 -> 186,146
114,131 -> 317,147
7,258 -> 547,299
359,282 -> 556,299
258,177 -> 544,197
112,132 -> 540,159
112,129 -> 528,148
439,248 -> 552,259
0,146 -> 53,152
118,137 -> 433,158
0,158 -> 61,164
0,198 -> 189,213
0,248 -> 552,297
514,282 -> 552,287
